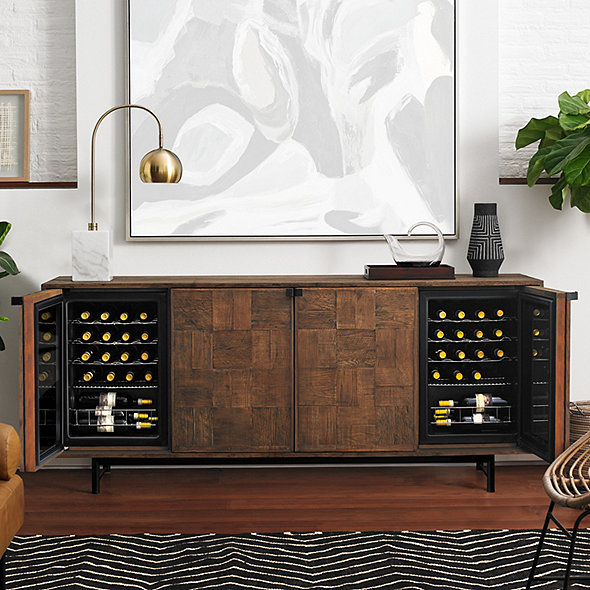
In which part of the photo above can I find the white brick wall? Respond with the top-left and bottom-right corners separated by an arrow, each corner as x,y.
0,0 -> 77,182
499,0 -> 590,179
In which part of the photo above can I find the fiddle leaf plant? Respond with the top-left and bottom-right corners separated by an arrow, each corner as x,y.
0,221 -> 20,351
516,89 -> 590,212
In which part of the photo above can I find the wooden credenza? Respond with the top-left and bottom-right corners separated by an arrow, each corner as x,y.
16,274 -> 574,491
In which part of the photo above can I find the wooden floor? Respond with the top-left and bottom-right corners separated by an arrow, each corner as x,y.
20,464 -> 578,535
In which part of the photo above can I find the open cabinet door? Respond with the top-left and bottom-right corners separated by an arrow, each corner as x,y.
15,289 -> 65,471
518,287 -> 575,462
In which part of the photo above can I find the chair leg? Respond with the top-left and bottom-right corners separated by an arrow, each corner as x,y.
0,551 -> 5,590
526,501 -> 555,590
562,509 -> 590,590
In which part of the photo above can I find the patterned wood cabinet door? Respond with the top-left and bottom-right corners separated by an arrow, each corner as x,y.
295,288 -> 418,452
171,289 -> 293,452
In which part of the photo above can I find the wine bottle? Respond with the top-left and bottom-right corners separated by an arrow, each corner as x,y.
40,310 -> 53,322
76,392 -> 153,408
81,329 -> 94,342
135,422 -> 155,429
430,369 -> 441,381
101,351 -> 111,363
492,328 -> 503,339
78,416 -> 126,426
106,371 -> 116,382
463,414 -> 501,424
125,371 -> 134,382
462,395 -> 508,407
100,311 -> 111,322
40,350 -> 54,363
435,419 -> 452,427
473,329 -> 484,339
432,328 -> 445,340
454,349 -> 466,360
121,331 -> 132,342
533,308 -> 542,318
454,329 -> 465,340
139,312 -> 149,321
453,370 -> 464,381
80,350 -> 94,362
140,350 -> 150,361
133,413 -> 158,421
475,309 -> 486,319
438,399 -> 459,407
434,309 -> 447,319
119,312 -> 129,321
433,349 -> 447,360
455,309 -> 466,320
101,331 -> 112,342
473,349 -> 485,360
82,371 -> 95,382
41,330 -> 55,343
80,310 -> 92,321
471,370 -> 482,381
120,351 -> 131,362
144,371 -> 153,382
140,331 -> 150,342
493,348 -> 505,359
495,308 -> 505,318
434,408 -> 451,416
39,369 -> 54,383
532,348 -> 541,358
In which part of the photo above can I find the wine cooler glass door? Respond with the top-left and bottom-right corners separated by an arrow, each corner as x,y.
517,287 -> 570,462
18,290 -> 65,471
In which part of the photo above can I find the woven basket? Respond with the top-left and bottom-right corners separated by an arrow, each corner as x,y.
570,401 -> 590,444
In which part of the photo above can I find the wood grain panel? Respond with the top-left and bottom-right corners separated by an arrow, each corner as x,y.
296,288 -> 418,452
171,289 -> 293,452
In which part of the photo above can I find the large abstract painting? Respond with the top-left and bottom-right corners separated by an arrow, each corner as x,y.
128,0 -> 455,239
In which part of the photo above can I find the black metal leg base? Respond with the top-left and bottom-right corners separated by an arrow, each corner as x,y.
475,455 -> 495,492
91,459 -> 111,494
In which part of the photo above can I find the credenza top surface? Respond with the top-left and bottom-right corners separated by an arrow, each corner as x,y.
42,273 -> 544,290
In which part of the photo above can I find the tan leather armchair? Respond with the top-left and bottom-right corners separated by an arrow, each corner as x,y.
0,424 -> 24,589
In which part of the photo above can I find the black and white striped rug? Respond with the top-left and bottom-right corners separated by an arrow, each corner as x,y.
6,529 -> 590,589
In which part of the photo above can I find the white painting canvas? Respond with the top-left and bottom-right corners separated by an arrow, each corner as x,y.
128,0 -> 455,239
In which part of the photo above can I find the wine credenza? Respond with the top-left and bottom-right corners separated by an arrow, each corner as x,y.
14,274 -> 575,492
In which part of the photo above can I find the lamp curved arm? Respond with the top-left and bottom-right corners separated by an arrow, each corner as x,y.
89,104 -> 164,231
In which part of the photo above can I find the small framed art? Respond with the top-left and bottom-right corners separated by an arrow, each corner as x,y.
0,90 -> 30,182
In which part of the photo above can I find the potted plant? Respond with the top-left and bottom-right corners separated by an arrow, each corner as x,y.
516,89 -> 590,211
0,222 -> 20,351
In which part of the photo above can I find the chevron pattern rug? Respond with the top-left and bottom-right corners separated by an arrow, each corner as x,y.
5,529 -> 590,589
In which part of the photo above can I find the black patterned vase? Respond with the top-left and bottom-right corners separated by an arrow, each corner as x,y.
466,203 -> 504,277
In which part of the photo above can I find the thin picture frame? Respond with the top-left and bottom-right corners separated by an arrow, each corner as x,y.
0,90 -> 30,182
126,1 -> 457,241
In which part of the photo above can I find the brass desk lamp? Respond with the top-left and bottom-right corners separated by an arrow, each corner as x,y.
72,104 -> 182,281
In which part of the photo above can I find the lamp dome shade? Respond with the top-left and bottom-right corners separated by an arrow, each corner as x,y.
139,148 -> 183,183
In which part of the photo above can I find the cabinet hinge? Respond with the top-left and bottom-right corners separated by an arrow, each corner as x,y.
286,288 -> 303,297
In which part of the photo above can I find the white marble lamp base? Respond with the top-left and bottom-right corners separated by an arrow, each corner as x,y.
72,230 -> 113,281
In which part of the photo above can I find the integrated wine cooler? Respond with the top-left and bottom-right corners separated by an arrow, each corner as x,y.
419,287 -> 563,454
25,290 -> 168,466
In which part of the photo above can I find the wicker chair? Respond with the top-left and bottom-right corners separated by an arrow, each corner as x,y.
527,429 -> 590,589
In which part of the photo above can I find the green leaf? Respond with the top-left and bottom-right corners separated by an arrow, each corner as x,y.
0,317 -> 7,322
0,222 -> 11,248
559,112 -> 590,132
577,89 -> 590,104
564,144 -> 590,186
544,131 -> 590,176
526,146 -> 552,186
540,124 -> 565,148
0,252 -> 19,276
516,116 -> 561,149
549,175 -> 568,210
558,91 -> 590,116
570,184 -> 590,212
